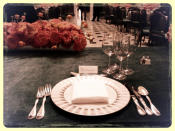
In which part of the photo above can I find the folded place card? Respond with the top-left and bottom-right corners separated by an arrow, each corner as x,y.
79,65 -> 98,75
71,78 -> 109,104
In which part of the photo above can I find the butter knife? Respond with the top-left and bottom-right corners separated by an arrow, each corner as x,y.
131,86 -> 153,115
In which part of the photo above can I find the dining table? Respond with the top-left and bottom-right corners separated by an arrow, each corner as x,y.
3,45 -> 171,127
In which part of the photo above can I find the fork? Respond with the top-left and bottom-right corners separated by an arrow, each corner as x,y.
36,84 -> 52,120
28,87 -> 44,119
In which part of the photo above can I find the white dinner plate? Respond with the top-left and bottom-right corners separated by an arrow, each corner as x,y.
51,75 -> 130,116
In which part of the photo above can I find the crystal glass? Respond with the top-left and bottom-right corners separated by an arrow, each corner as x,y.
102,33 -> 115,75
113,33 -> 127,80
122,34 -> 134,75
124,34 -> 138,75
109,31 -> 120,71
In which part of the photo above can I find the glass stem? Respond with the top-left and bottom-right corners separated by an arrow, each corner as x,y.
126,56 -> 129,68
119,60 -> 122,72
108,56 -> 111,67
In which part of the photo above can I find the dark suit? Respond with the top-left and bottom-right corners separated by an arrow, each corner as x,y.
48,7 -> 57,19
92,4 -> 103,21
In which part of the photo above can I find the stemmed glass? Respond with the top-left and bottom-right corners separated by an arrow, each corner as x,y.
123,34 -> 137,75
21,12 -> 26,22
14,14 -> 20,23
113,33 -> 128,80
109,31 -> 120,71
11,16 -> 14,22
102,33 -> 115,75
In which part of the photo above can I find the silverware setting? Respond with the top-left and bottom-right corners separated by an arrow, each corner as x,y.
130,86 -> 160,116
138,86 -> 161,116
28,84 -> 52,120
131,86 -> 153,115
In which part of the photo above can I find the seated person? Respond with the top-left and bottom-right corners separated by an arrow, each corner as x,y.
149,8 -> 169,46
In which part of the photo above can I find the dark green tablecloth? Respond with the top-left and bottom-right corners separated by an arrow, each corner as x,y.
3,46 -> 171,127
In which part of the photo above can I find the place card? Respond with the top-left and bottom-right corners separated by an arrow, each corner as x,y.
79,65 -> 98,75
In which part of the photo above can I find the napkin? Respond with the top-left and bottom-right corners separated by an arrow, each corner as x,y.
71,78 -> 109,104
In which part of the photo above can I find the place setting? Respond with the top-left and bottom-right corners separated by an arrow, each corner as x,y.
26,62 -> 161,119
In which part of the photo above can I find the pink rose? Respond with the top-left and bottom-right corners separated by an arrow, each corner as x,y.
33,29 -> 50,48
50,30 -> 62,45
73,34 -> 87,51
6,34 -> 19,49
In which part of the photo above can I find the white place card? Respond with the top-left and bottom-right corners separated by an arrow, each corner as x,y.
79,65 -> 98,75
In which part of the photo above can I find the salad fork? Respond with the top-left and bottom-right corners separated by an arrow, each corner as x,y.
28,87 -> 44,119
36,84 -> 52,120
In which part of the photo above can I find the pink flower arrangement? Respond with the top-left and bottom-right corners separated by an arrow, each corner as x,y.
3,19 -> 87,51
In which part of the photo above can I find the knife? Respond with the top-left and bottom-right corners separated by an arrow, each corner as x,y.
131,86 -> 153,115
131,95 -> 146,115
125,83 -> 146,116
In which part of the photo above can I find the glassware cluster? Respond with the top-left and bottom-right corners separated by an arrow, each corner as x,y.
102,25 -> 139,80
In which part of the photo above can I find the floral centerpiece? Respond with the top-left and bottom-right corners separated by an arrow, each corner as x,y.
3,19 -> 87,51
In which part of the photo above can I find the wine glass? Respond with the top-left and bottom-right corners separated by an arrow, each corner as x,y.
14,14 -> 20,23
102,33 -> 115,75
113,33 -> 127,80
122,34 -> 134,75
123,34 -> 138,75
21,12 -> 26,22
109,31 -> 120,71
11,16 -> 14,22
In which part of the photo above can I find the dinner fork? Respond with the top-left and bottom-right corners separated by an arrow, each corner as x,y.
36,84 -> 52,120
28,87 -> 44,119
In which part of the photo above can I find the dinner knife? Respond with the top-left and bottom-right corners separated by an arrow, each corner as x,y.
131,95 -> 146,115
131,86 -> 153,115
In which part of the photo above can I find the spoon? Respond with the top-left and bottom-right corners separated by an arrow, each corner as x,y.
138,86 -> 161,116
